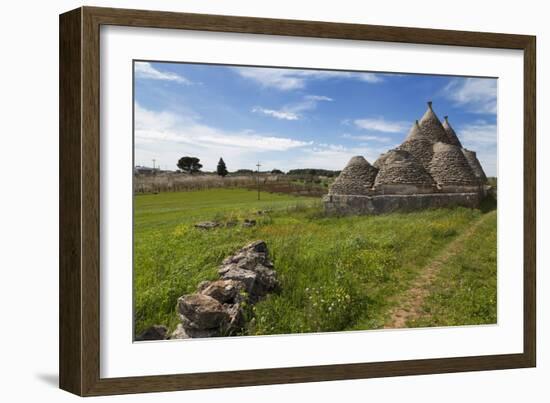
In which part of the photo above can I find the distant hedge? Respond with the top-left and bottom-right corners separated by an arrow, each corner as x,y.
287,169 -> 341,177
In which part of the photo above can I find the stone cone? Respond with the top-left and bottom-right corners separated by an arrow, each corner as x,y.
329,156 -> 378,195
418,102 -> 448,144
398,120 -> 435,169
462,148 -> 488,184
374,149 -> 436,187
442,116 -> 463,147
429,142 -> 479,186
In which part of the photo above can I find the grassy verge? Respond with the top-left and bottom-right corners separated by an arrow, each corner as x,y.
134,188 -> 495,336
410,210 -> 497,327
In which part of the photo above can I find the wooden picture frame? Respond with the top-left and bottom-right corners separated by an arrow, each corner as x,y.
59,6 -> 536,396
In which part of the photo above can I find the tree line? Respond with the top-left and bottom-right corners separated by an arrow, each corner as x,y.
176,156 -> 339,177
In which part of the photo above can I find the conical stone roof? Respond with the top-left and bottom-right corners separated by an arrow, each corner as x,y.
373,152 -> 390,170
374,149 -> 435,187
418,102 -> 448,144
462,148 -> 487,184
442,116 -> 463,147
398,120 -> 435,169
404,119 -> 425,142
329,156 -> 378,195
429,142 -> 478,186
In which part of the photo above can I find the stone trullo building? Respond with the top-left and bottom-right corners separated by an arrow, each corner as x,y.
323,102 -> 489,215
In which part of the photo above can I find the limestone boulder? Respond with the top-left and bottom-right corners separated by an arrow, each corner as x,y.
200,279 -> 246,304
194,221 -> 221,230
174,240 -> 279,338
219,266 -> 258,294
170,324 -> 189,340
243,219 -> 256,227
177,294 -> 230,330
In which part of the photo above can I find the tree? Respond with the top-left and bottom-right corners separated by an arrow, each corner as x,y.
271,169 -> 284,175
216,158 -> 228,177
177,156 -> 202,174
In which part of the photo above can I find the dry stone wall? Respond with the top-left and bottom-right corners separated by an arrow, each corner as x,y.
135,240 -> 279,341
324,192 -> 482,215
174,240 -> 279,339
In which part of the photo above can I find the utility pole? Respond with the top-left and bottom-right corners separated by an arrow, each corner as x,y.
256,161 -> 261,201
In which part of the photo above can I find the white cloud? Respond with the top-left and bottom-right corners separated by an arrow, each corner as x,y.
252,94 -> 332,120
457,121 -> 497,177
353,117 -> 409,133
135,62 -> 191,84
134,103 -> 312,170
305,95 -> 333,102
234,67 -> 382,90
133,104 -> 392,172
251,107 -> 299,120
460,122 -> 497,146
443,78 -> 497,114
458,122 -> 497,151
291,142 -> 391,170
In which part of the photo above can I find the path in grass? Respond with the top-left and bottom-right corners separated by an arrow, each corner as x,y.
383,212 -> 494,329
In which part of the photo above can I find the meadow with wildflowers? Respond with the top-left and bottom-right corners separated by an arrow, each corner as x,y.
134,188 -> 497,337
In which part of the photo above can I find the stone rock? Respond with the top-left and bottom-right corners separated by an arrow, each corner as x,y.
200,279 -> 245,304
225,220 -> 239,227
222,241 -> 270,266
197,280 -> 212,292
225,303 -> 245,331
135,325 -> 168,341
244,240 -> 268,254
219,264 -> 278,301
175,240 -> 279,338
194,221 -> 221,230
177,294 -> 230,330
217,240 -> 279,300
252,264 -> 280,295
170,324 -> 189,339
242,219 -> 256,227
219,266 -> 258,294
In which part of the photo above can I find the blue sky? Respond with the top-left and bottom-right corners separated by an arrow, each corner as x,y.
134,61 -> 497,176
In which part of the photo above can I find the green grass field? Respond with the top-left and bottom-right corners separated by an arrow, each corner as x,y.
134,188 -> 497,336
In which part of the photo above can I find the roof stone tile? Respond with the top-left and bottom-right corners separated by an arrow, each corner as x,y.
429,142 -> 479,186
374,149 -> 435,187
329,156 -> 378,195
